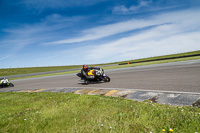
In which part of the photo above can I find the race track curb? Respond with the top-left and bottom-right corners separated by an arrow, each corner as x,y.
3,88 -> 200,107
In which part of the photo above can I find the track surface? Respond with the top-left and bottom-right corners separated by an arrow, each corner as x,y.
1,60 -> 200,93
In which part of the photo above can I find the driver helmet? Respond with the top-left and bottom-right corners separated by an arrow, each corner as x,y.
83,64 -> 88,71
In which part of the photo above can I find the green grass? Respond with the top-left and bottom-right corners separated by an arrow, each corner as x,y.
116,50 -> 200,64
9,70 -> 80,80
102,56 -> 200,70
9,56 -> 200,80
1,50 -> 200,77
0,92 -> 199,133
0,65 -> 82,77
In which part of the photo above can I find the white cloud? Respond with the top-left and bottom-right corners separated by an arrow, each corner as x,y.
1,7 -> 200,67
45,19 -> 159,45
46,9 -> 200,46
81,9 -> 200,62
0,54 -> 12,61
22,0 -> 106,10
1,14 -> 84,53
84,29 -> 200,62
112,0 -> 152,14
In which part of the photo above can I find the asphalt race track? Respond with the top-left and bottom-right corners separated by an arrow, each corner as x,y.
1,60 -> 200,93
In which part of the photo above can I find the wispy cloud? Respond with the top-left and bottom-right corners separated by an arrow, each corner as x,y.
22,0 -> 106,11
45,18 -> 160,45
1,0 -> 199,68
1,14 -> 84,53
81,9 -> 200,61
84,28 -> 200,62
0,54 -> 12,61
45,9 -> 200,45
39,9 -> 200,64
111,0 -> 191,15
112,0 -> 152,14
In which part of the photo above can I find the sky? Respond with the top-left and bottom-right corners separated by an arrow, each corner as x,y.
0,0 -> 200,68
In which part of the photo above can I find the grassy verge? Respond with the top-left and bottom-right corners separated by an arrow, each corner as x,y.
0,92 -> 199,133
0,65 -> 82,77
116,50 -> 200,64
9,56 -> 200,80
9,70 -> 80,80
102,55 -> 200,70
1,50 -> 200,77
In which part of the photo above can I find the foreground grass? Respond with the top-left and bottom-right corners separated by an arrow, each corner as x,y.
0,92 -> 199,133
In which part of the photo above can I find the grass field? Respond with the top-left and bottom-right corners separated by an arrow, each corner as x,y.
7,55 -> 200,80
103,56 -> 200,70
0,65 -> 82,77
0,50 -> 200,77
0,92 -> 199,133
116,50 -> 200,64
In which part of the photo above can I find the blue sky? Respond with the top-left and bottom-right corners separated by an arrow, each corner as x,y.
0,0 -> 200,68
